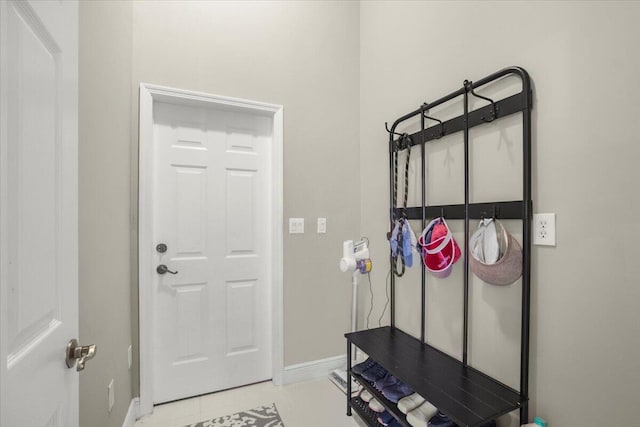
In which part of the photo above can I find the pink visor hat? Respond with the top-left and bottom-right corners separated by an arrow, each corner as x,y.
418,218 -> 462,278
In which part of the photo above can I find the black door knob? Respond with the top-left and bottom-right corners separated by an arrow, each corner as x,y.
156,264 -> 178,275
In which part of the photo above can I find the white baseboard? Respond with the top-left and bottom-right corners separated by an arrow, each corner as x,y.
122,397 -> 139,427
282,354 -> 346,384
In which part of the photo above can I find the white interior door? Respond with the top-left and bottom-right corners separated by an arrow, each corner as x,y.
151,101 -> 273,404
0,1 -> 79,426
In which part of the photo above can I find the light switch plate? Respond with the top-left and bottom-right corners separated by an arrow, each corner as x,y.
289,218 -> 304,234
317,218 -> 327,233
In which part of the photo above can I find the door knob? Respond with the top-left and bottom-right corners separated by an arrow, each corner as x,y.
157,264 -> 178,275
66,339 -> 97,372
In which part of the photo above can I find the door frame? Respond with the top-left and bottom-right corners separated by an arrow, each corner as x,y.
137,83 -> 284,416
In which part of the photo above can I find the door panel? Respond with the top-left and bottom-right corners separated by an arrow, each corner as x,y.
0,1 -> 78,426
226,280 -> 257,354
174,284 -> 207,363
226,170 -> 257,253
6,0 -> 60,360
152,102 -> 272,403
174,167 -> 206,253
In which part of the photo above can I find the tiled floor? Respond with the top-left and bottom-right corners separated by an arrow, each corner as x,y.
135,378 -> 364,427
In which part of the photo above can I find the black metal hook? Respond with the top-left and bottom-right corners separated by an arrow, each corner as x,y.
464,80 -> 499,122
384,122 -> 408,150
396,132 -> 413,151
480,206 -> 498,221
385,122 -> 404,138
440,207 -> 445,218
421,103 -> 445,139
481,205 -> 498,221
386,122 -> 409,150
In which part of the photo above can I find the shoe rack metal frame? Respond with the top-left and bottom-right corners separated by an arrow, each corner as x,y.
345,66 -> 533,427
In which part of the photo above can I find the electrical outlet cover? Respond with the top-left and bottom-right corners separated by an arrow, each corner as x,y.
533,213 -> 556,246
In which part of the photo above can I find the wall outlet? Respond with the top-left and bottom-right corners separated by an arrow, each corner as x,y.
128,345 -> 132,370
288,218 -> 304,234
533,213 -> 556,246
317,217 -> 326,233
107,379 -> 115,412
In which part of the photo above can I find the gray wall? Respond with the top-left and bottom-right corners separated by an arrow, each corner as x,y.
129,0 -> 361,368
79,3 -> 360,424
78,2 -> 640,426
359,1 -> 640,426
79,1 -> 133,427
80,1 -> 360,426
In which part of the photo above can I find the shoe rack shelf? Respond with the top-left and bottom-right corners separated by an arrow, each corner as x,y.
347,327 -> 524,427
350,370 -> 411,427
345,67 -> 533,427
351,396 -> 385,427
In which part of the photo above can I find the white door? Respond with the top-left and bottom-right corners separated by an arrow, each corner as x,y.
0,1 -> 79,426
151,101 -> 273,403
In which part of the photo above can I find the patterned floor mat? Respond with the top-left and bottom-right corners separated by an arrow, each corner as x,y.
184,403 -> 284,427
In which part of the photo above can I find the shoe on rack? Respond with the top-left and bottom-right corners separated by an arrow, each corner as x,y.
427,411 -> 458,427
382,381 -> 413,403
406,401 -> 438,427
374,372 -> 399,391
359,389 -> 373,403
397,392 -> 426,414
368,398 -> 385,413
361,363 -> 388,383
352,357 -> 377,375
377,411 -> 394,426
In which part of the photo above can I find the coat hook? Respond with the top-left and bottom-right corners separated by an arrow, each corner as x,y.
421,103 -> 445,139
384,122 -> 407,151
464,80 -> 499,122
385,122 -> 404,138
401,133 -> 414,151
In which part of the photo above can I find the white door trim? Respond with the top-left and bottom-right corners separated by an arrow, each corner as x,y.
138,83 -> 284,416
